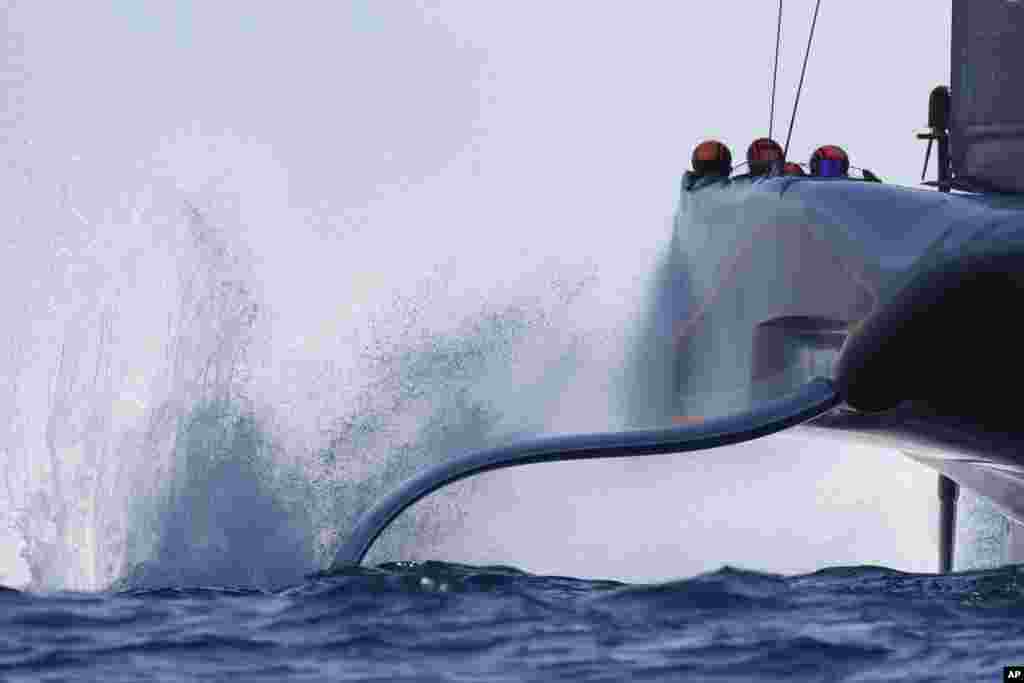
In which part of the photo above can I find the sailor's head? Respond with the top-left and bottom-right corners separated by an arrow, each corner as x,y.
746,138 -> 784,175
782,161 -> 806,176
691,140 -> 732,176
810,145 -> 850,177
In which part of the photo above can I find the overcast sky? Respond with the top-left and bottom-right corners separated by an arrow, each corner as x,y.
2,1 -> 959,585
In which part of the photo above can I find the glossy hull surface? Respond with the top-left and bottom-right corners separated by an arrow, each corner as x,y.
675,175 -> 1024,552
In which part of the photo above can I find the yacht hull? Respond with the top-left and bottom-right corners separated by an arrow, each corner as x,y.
674,175 -> 1024,557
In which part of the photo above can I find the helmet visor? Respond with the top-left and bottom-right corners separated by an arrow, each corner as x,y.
817,159 -> 846,177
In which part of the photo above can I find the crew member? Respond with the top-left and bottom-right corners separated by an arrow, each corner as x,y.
683,140 -> 733,191
782,161 -> 806,176
810,145 -> 850,177
747,138 -> 785,176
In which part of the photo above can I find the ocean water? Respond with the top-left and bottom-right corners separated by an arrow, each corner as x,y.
2,561 -> 1023,682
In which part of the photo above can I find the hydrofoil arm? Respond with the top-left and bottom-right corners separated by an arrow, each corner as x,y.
331,378 -> 840,569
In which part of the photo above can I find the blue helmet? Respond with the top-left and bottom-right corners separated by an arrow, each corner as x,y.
810,145 -> 850,177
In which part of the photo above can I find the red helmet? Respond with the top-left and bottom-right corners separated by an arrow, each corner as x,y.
746,138 -> 784,175
783,161 -> 806,176
691,140 -> 732,176
810,145 -> 850,176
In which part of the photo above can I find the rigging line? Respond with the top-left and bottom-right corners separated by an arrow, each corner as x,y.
769,0 -> 783,140
783,0 -> 822,161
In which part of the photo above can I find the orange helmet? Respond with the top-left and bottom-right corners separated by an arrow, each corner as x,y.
691,140 -> 732,176
746,138 -> 784,175
783,161 -> 806,176
810,145 -> 850,177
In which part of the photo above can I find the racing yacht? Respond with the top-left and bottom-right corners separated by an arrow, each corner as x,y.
332,0 -> 1024,574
